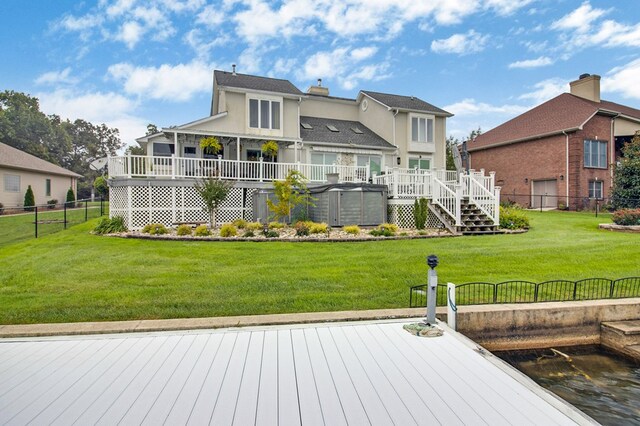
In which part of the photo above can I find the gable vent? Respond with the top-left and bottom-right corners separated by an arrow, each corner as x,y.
326,125 -> 339,132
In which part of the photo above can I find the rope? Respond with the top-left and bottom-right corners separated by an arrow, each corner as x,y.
448,286 -> 457,312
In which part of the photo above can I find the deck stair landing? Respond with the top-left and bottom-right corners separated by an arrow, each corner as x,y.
601,320 -> 640,362
430,199 -> 501,235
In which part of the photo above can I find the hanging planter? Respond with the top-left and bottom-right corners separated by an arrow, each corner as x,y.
200,136 -> 222,155
261,140 -> 279,159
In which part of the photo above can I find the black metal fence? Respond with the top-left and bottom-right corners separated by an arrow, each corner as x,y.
501,193 -> 640,214
409,277 -> 640,308
0,198 -> 107,247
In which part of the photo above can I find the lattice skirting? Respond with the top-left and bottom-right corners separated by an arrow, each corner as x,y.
387,200 -> 445,229
110,183 -> 257,230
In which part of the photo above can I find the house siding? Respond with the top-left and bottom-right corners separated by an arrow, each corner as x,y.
1,166 -> 76,207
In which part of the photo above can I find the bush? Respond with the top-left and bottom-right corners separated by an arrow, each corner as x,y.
232,218 -> 247,229
93,176 -> 108,197
370,223 -> 398,237
246,222 -> 263,231
343,225 -> 360,235
47,199 -> 58,209
612,208 -> 640,226
142,223 -> 168,235
194,225 -> 211,236
243,230 -> 255,238
176,224 -> 192,236
294,221 -> 310,236
66,188 -> 75,206
268,221 -> 285,229
379,223 -> 399,233
24,185 -> 35,211
310,222 -> 328,234
93,216 -> 127,235
499,206 -> 530,229
220,224 -> 238,237
0,202 -> 4,215
413,198 -> 428,229
263,229 -> 279,238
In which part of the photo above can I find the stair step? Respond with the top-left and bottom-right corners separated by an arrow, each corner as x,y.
602,320 -> 640,336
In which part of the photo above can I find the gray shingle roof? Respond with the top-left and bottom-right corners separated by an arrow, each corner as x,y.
299,116 -> 395,149
214,70 -> 304,95
361,90 -> 452,116
0,142 -> 82,177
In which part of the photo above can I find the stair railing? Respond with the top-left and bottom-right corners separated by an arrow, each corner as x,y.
433,176 -> 461,226
467,173 -> 500,225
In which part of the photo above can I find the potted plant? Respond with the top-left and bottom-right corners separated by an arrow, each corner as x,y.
261,140 -> 278,161
200,136 -> 222,156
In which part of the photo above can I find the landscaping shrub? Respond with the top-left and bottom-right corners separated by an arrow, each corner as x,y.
268,221 -> 285,229
176,224 -> 192,236
343,225 -> 360,235
309,222 -> 328,234
612,208 -> 640,226
245,222 -> 262,231
66,188 -> 75,206
142,223 -> 168,235
263,229 -> 279,238
413,198 -> 428,229
220,224 -> 238,237
232,218 -> 247,229
47,199 -> 58,209
499,206 -> 530,229
370,223 -> 398,237
0,202 -> 4,215
379,223 -> 399,233
243,230 -> 255,238
24,185 -> 35,211
294,221 -> 310,236
93,216 -> 127,235
194,225 -> 211,236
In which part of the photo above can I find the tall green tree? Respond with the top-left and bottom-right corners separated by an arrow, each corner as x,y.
612,131 -> 640,209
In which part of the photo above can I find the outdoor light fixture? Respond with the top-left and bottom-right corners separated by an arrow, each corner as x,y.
397,157 -> 401,165
560,175 -> 564,181
524,178 -> 529,183
427,254 -> 439,269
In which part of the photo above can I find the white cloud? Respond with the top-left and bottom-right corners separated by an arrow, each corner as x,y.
115,21 -> 144,49
350,46 -> 378,61
34,68 -> 77,86
184,29 -> 230,58
57,14 -> 104,32
444,98 -> 527,117
508,56 -> 553,69
551,2 -> 609,32
196,4 -> 225,26
158,0 -> 205,13
484,0 -> 535,16
431,30 -> 489,55
518,78 -> 568,104
445,98 -> 530,139
602,58 -> 640,100
108,61 -> 213,101
104,0 -> 138,17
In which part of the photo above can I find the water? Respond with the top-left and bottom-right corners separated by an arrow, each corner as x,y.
497,346 -> 640,425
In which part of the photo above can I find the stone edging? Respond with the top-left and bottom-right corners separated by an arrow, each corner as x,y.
599,223 -> 640,233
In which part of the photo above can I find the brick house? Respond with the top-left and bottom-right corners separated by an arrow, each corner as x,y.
468,74 -> 640,209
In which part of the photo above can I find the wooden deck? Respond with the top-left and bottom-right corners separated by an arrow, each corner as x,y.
0,320 -> 592,425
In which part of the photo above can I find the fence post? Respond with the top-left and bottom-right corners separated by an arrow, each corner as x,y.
392,168 -> 399,199
85,199 -> 88,221
426,255 -> 439,324
595,198 -> 599,218
64,201 -> 67,230
259,157 -> 264,182
101,197 -> 104,216
34,206 -> 38,238
126,153 -> 132,178
171,154 -> 176,179
540,195 -> 543,212
447,282 -> 456,331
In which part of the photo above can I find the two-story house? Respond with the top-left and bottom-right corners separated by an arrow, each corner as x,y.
109,67 -> 499,232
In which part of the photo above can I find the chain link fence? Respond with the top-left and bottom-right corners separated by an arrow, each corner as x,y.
0,198 -> 107,247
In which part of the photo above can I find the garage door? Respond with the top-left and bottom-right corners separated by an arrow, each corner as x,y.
531,179 -> 557,208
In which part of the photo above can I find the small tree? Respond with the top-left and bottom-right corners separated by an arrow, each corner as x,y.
194,177 -> 235,228
413,198 -> 429,229
267,170 -> 313,223
93,176 -> 108,198
612,131 -> 640,209
66,188 -> 75,206
24,185 -> 35,211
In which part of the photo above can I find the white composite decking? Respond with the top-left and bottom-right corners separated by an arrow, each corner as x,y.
0,320 -> 593,426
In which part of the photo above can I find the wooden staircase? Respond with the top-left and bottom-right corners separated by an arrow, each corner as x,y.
429,198 -> 501,235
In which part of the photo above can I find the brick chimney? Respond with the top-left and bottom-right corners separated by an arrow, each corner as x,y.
569,73 -> 601,103
307,78 -> 329,96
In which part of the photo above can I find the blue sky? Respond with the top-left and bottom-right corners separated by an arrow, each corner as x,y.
1,0 -> 639,148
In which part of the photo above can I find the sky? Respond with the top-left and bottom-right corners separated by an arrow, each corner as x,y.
1,0 -> 640,149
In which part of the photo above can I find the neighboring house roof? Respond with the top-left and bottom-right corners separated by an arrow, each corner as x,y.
470,93 -> 640,151
0,142 -> 82,178
360,90 -> 453,116
214,70 -> 304,96
299,116 -> 396,150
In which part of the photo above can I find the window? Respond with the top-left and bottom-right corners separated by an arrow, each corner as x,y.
584,140 -> 607,168
4,174 -> 20,192
357,155 -> 381,176
249,98 -> 281,130
45,179 -> 51,196
408,158 -> 431,170
153,143 -> 175,157
589,181 -> 603,199
311,152 -> 337,165
411,116 -> 433,143
326,125 -> 339,132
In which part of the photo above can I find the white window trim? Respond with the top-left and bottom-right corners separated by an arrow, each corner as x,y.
246,94 -> 283,136
408,113 -> 434,144
3,174 -> 21,193
407,156 -> 433,170
588,180 -> 603,199
584,139 -> 607,169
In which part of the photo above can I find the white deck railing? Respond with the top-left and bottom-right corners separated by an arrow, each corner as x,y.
432,177 -> 461,226
462,174 -> 501,225
108,155 -> 369,183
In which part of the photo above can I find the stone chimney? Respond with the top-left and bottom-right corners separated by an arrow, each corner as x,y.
307,78 -> 329,96
569,73 -> 601,102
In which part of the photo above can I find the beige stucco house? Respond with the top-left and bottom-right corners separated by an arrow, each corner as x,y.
0,142 -> 81,208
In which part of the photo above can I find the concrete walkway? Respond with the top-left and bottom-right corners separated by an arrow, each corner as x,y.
0,307 -> 443,338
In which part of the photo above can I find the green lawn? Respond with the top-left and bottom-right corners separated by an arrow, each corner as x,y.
0,210 -> 637,324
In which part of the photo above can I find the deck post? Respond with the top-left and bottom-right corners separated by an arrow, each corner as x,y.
447,282 -> 457,331
366,161 -> 370,183
494,186 -> 501,225
126,153 -> 132,178
426,255 -> 439,324
259,157 -> 264,182
392,168 -> 399,199
455,184 -> 462,226
171,154 -> 176,179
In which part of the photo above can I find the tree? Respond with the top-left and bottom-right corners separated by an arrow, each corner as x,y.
446,128 -> 482,171
24,185 -> 35,211
146,123 -> 159,135
612,131 -> 640,209
93,176 -> 108,198
194,178 -> 235,228
267,170 -> 313,223
66,188 -> 75,205
125,144 -> 145,155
